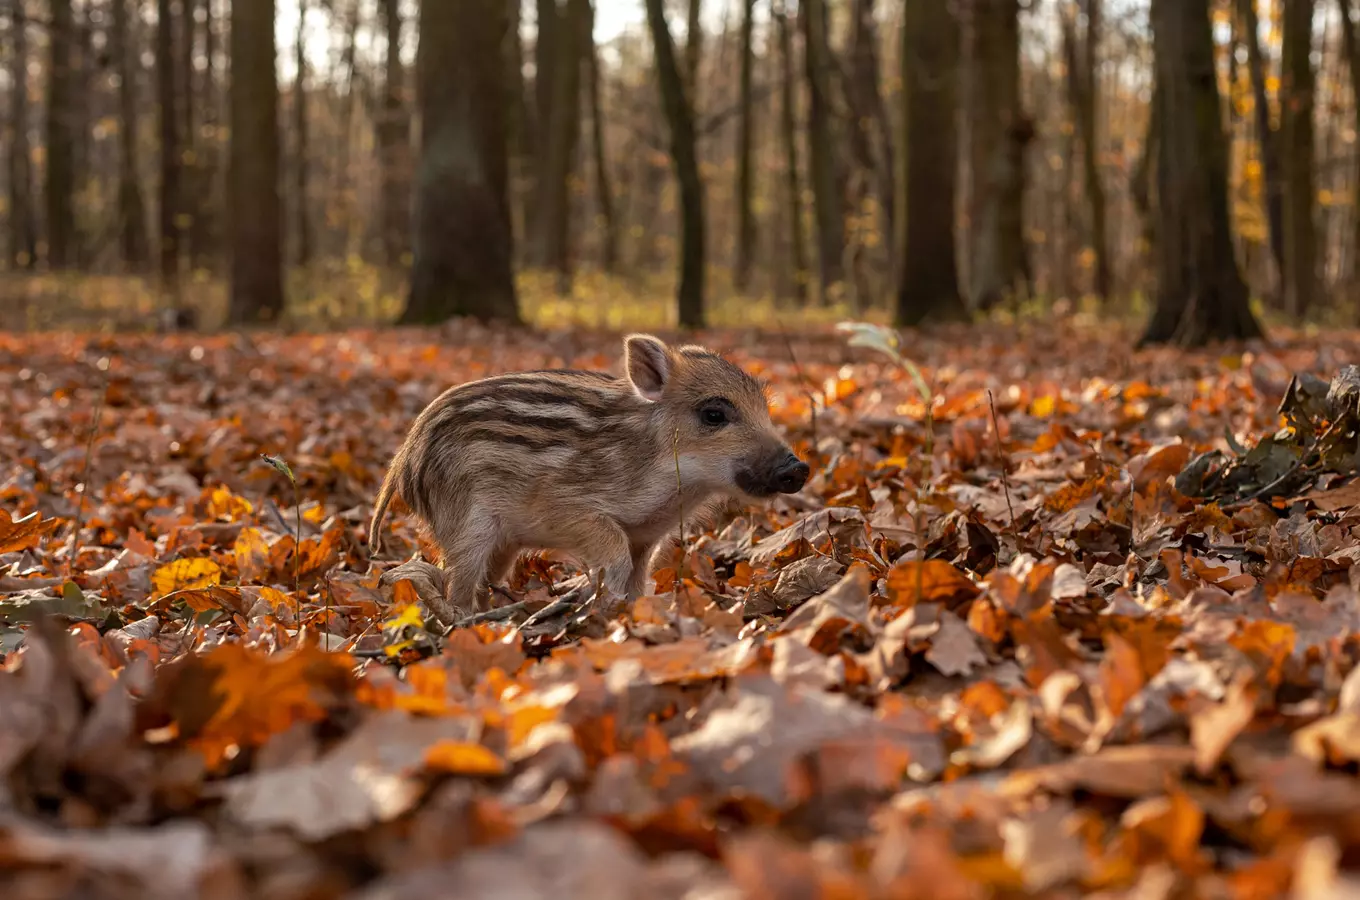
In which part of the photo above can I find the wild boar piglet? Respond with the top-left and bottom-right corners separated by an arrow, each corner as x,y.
369,333 -> 810,622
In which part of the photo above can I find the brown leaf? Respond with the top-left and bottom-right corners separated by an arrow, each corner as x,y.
885,559 -> 980,609
0,510 -> 59,554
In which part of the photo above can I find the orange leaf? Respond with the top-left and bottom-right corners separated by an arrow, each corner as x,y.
233,526 -> 273,583
151,557 -> 223,598
425,740 -> 508,776
884,560 -> 980,608
0,510 -> 58,554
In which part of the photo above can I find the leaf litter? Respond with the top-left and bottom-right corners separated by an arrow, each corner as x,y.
5,322 -> 1360,897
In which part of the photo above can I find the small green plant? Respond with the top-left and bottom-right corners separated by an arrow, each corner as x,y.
259,454 -> 302,597
836,321 -> 935,457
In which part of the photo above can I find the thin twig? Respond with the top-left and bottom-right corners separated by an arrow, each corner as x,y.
987,389 -> 1018,548
67,358 -> 112,576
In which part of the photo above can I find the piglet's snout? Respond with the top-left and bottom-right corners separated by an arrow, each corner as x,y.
771,452 -> 809,493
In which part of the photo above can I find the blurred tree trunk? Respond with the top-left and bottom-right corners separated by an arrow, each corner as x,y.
506,0 -> 528,258
897,0 -> 965,325
6,2 -> 38,269
294,0 -> 312,266
112,0 -> 151,270
586,0 -> 618,272
1339,0 -> 1360,316
180,0 -> 202,267
1139,0 -> 1262,347
1238,0 -> 1285,296
846,0 -> 894,260
969,0 -> 1031,310
377,0 -> 410,268
227,0 -> 285,324
1280,0 -> 1317,318
157,0 -> 181,288
734,0 -> 755,291
644,0 -> 705,328
46,0 -> 76,269
685,0 -> 702,103
193,0 -> 219,270
801,0 -> 845,293
1131,77 -> 1159,299
333,2 -> 361,257
402,0 -> 520,324
1061,0 -> 1108,302
530,0 -> 588,291
774,0 -> 808,302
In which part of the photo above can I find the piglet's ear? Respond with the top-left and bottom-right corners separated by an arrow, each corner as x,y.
624,333 -> 670,402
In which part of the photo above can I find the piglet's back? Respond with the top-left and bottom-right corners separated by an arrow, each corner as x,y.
398,368 -> 663,520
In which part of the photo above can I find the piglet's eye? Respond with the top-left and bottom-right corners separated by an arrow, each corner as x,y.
699,403 -> 730,427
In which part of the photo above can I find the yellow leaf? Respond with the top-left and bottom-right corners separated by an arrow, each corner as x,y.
1031,394 -> 1057,418
383,638 -> 417,658
424,740 -> 508,776
233,526 -> 272,583
152,558 -> 223,598
382,602 -> 424,632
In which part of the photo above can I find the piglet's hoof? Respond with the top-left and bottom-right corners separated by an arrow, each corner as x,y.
377,559 -> 456,624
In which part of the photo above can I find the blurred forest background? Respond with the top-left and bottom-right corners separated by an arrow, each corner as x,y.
0,0 -> 1354,345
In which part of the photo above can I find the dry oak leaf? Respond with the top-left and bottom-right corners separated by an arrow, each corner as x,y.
232,526 -> 272,583
885,559 -> 981,609
671,674 -> 875,809
150,557 -> 222,599
155,641 -> 356,769
924,610 -> 987,677
222,709 -> 481,841
0,509 -> 59,554
1003,744 -> 1196,799
1189,675 -> 1259,775
425,740 -> 509,777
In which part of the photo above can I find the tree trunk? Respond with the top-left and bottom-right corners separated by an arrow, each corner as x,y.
46,0 -> 77,269
897,0 -> 965,326
179,0 -> 202,267
1280,0 -> 1317,318
586,0 -> 618,273
801,0 -> 845,293
734,0 -> 756,291
847,0 -> 894,259
1238,0 -> 1286,296
332,2 -> 361,258
1339,0 -> 1360,317
294,0 -> 312,266
6,2 -> 38,269
192,0 -> 219,271
112,0 -> 151,270
774,0 -> 808,303
402,0 -> 521,324
227,0 -> 285,325
1060,0 -> 1108,302
1139,0 -> 1263,347
644,0 -> 706,329
530,0 -> 588,290
377,0 -> 410,268
685,0 -> 702,104
157,0 -> 181,288
969,0 -> 1031,310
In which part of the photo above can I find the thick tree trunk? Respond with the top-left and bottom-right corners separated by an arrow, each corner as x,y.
644,0 -> 705,329
294,0 -> 312,266
685,0 -> 702,104
969,0 -> 1031,310
377,0 -> 410,268
847,0 -> 894,257
179,0 -> 202,267
801,0 -> 845,293
530,0 -> 588,291
46,0 -> 77,269
1139,0 -> 1263,347
585,0 -> 618,272
193,0 -> 219,271
157,0 -> 181,287
1280,0 -> 1317,318
6,3 -> 38,269
227,0 -> 285,324
1339,0 -> 1360,317
897,0 -> 965,325
112,0 -> 151,270
734,0 -> 756,291
1061,0 -> 1108,302
774,0 -> 808,303
1238,0 -> 1286,296
402,0 -> 520,324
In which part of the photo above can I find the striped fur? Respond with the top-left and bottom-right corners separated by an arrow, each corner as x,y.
369,334 -> 804,623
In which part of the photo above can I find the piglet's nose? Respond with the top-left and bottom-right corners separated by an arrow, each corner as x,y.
773,454 -> 810,493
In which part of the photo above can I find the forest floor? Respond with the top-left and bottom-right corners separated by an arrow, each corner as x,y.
5,319 -> 1360,898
